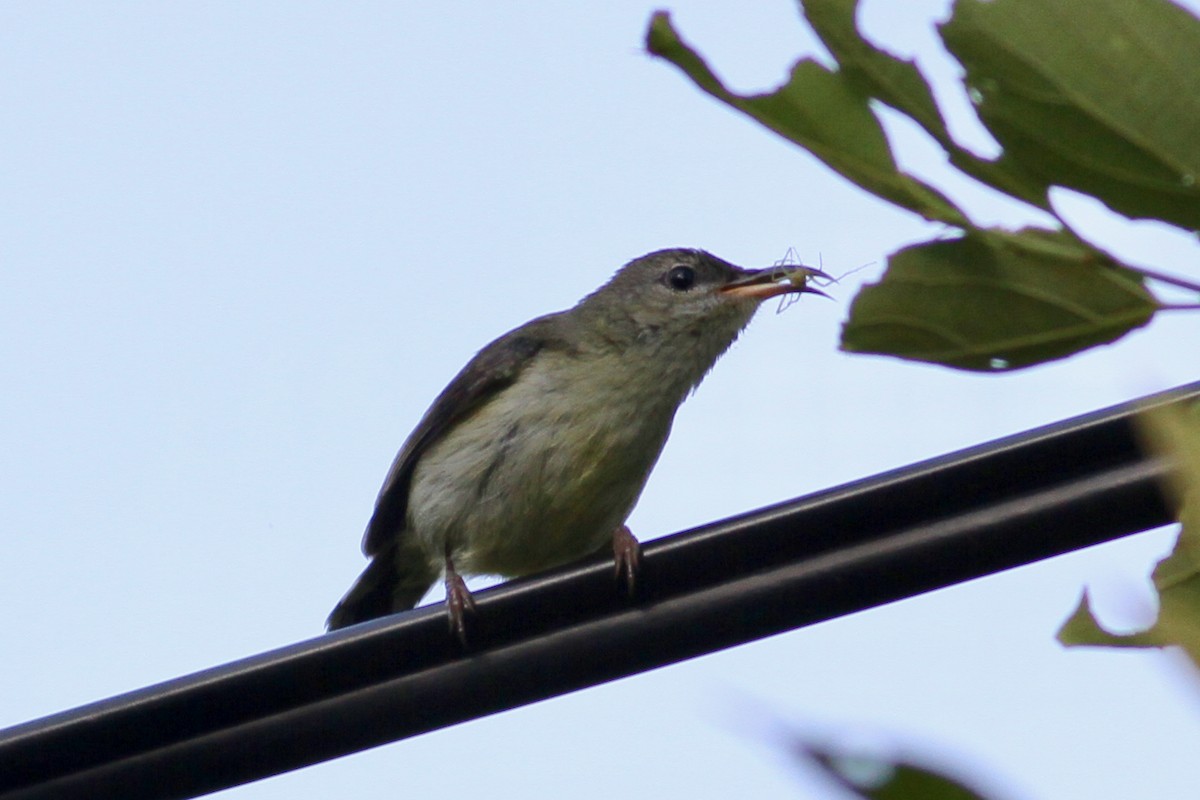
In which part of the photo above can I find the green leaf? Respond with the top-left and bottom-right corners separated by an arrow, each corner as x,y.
1057,590 -> 1165,649
801,0 -> 1051,210
1059,402 -> 1200,666
645,12 -> 969,227
840,227 -> 1157,370
796,740 -> 997,800
940,0 -> 1200,231
801,0 -> 950,139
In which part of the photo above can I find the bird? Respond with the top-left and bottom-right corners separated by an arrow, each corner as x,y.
326,248 -> 829,639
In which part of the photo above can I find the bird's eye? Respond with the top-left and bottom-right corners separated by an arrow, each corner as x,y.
664,265 -> 696,291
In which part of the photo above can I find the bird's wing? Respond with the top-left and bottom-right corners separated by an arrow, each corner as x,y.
361,314 -> 567,555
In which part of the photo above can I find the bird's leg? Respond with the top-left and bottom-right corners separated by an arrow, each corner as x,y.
612,524 -> 641,597
443,554 -> 476,645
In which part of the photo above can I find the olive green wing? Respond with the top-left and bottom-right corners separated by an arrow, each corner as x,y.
360,315 -> 564,556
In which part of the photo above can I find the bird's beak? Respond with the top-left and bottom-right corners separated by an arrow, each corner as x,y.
720,265 -> 834,300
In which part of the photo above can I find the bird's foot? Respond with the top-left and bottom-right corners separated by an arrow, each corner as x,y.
612,524 -> 641,597
444,558 -> 476,646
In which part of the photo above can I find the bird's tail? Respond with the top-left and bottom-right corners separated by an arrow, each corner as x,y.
326,532 -> 439,631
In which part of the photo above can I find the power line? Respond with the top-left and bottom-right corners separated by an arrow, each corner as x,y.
1,381 -> 1194,800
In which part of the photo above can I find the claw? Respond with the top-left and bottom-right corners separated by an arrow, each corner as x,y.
612,525 -> 641,598
444,556 -> 476,646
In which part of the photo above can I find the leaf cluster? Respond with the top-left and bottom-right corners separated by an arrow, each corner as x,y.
648,4 -> 1200,794
647,0 -> 1200,371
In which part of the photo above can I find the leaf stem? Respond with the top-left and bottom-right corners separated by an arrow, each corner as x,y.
1128,267 -> 1200,295
1053,211 -> 1200,295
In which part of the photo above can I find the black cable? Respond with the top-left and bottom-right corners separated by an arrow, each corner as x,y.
1,381 -> 1195,800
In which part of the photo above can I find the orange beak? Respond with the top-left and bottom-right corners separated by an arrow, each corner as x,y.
720,265 -> 833,300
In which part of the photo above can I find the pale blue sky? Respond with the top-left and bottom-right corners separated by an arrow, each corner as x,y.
4,2 -> 1200,798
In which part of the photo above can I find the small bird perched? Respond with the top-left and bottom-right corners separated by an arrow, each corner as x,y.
327,248 -> 828,638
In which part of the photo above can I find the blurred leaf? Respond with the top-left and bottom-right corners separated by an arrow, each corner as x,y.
841,228 -> 1157,370
1057,590 -> 1163,649
645,12 -> 969,226
795,739 -> 999,800
801,0 -> 1051,209
940,0 -> 1200,231
1059,402 -> 1200,665
1140,400 -> 1200,503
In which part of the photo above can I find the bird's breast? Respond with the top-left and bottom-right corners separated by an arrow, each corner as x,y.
406,350 -> 683,577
